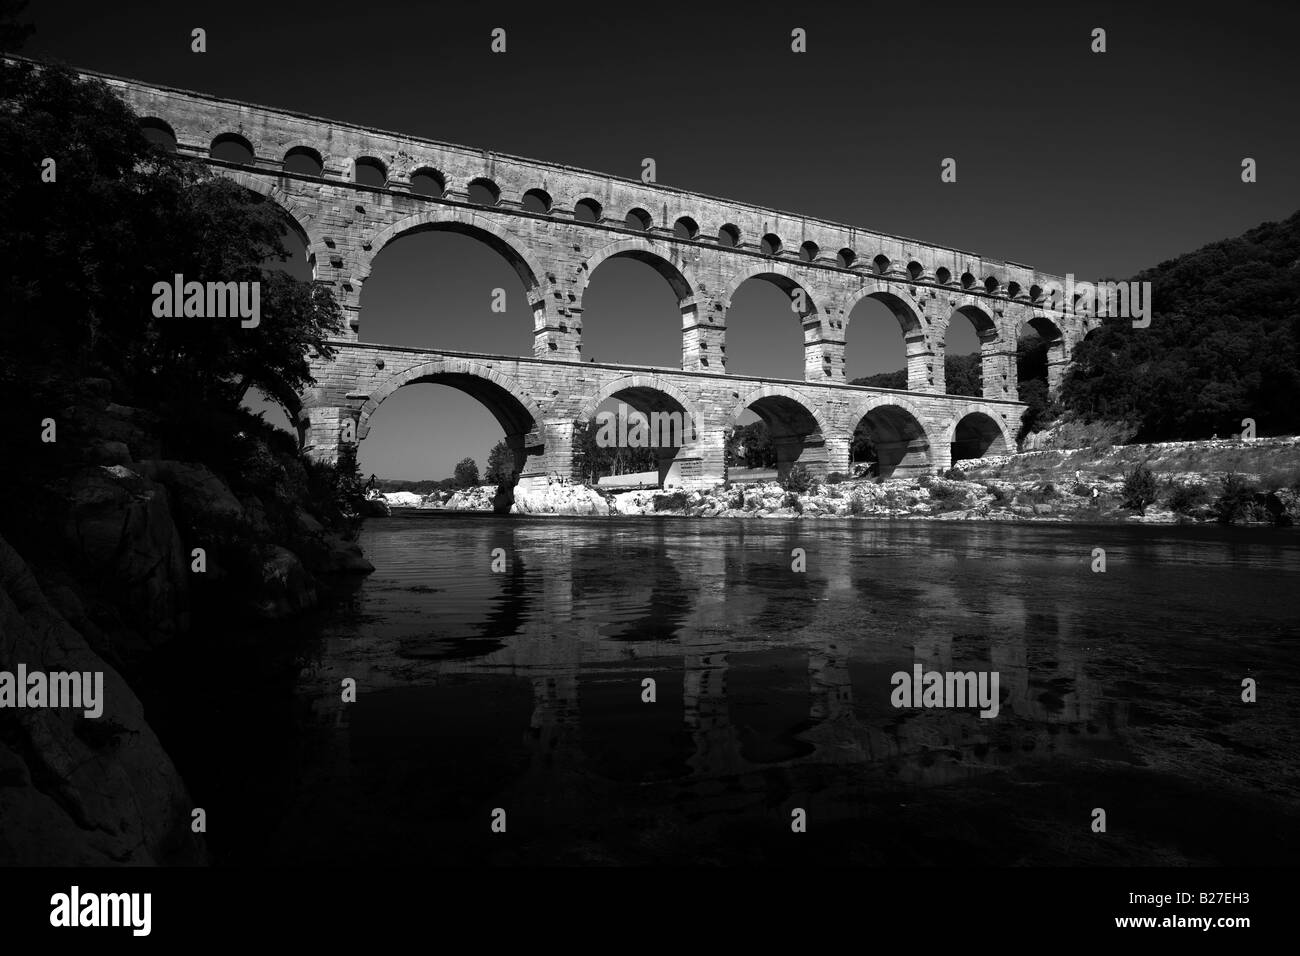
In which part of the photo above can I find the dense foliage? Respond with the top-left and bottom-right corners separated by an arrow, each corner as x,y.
0,59 -> 353,546
1060,211 -> 1300,440
573,418 -> 658,482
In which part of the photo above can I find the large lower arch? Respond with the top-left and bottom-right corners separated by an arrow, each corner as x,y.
358,358 -> 542,440
357,208 -> 553,346
842,281 -> 935,392
945,404 -> 1016,465
847,395 -> 934,479
576,374 -> 702,489
357,358 -> 545,510
728,384 -> 829,481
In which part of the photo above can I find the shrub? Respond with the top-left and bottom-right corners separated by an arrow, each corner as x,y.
783,464 -> 813,493
783,492 -> 803,513
985,483 -> 1009,504
931,485 -> 968,512
1213,474 -> 1259,524
654,491 -> 690,512
929,482 -> 961,502
827,471 -> 848,484
1260,466 -> 1300,492
1120,464 -> 1159,513
848,494 -> 866,515
918,475 -> 934,489
1017,483 -> 1058,506
1168,482 -> 1211,514
943,466 -> 967,481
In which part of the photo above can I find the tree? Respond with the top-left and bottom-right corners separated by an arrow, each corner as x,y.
849,420 -> 876,465
453,456 -> 480,487
572,417 -> 657,482
1120,464 -> 1159,514
0,58 -> 351,542
849,352 -> 981,397
725,421 -> 775,469
0,59 -> 345,448
849,369 -> 906,390
1059,211 -> 1300,441
945,353 -> 982,397
485,440 -> 514,485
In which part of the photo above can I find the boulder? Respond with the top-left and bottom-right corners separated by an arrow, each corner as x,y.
132,460 -> 245,527
59,465 -> 189,642
382,491 -> 425,508
0,533 -> 205,865
512,482 -> 609,516
250,546 -> 318,620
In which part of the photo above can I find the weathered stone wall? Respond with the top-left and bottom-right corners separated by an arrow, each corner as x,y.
83,65 -> 1094,398
303,344 -> 1023,490
58,64 -> 1097,486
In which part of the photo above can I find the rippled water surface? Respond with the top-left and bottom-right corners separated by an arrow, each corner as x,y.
191,514 -> 1300,865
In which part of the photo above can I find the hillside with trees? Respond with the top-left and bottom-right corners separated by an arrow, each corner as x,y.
1060,210 -> 1300,441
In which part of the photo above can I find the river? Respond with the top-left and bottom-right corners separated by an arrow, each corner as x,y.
160,513 -> 1300,865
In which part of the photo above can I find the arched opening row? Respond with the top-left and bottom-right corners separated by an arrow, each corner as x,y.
139,117 -> 1041,298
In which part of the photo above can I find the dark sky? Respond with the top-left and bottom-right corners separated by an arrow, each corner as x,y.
23,0 -> 1300,478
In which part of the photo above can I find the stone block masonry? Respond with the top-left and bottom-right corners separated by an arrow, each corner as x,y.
34,59 -> 1101,491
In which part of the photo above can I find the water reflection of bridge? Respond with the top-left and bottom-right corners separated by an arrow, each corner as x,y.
308,523 -> 1128,794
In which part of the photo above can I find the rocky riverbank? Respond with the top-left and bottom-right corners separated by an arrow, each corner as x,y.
382,435 -> 1300,525
0,378 -> 374,865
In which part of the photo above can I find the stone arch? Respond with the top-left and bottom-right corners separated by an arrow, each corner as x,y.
728,383 -> 829,437
355,357 -> 545,492
841,281 -> 925,334
576,374 -> 703,436
353,357 -> 545,510
219,169 -> 326,277
280,141 -> 327,176
728,384 -> 830,481
846,395 -> 936,478
1021,310 -> 1063,345
720,262 -> 821,316
939,293 -> 1016,400
578,236 -> 702,309
719,264 -> 823,379
139,116 -> 177,151
209,130 -> 257,164
841,280 -> 932,391
357,357 -> 542,441
672,208 -> 705,240
576,374 -> 703,489
356,207 -> 553,340
945,404 -> 1016,464
1018,309 -> 1070,399
361,208 -> 547,296
942,294 -> 1000,342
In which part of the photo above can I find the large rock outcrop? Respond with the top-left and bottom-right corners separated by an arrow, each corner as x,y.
58,464 -> 191,647
0,533 -> 205,865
